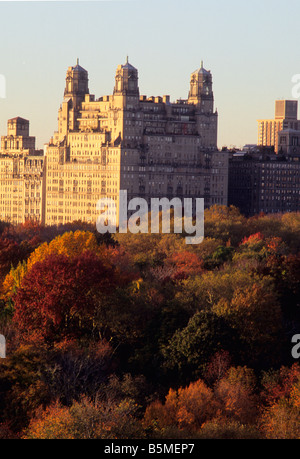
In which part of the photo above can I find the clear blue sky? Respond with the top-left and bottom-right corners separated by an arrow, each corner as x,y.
0,0 -> 299,149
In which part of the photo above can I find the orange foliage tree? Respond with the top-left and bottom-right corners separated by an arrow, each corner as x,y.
143,379 -> 218,433
214,366 -> 258,425
23,397 -> 143,439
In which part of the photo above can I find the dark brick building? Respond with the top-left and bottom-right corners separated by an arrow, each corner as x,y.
228,149 -> 300,216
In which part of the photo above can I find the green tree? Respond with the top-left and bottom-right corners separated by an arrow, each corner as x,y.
162,311 -> 239,384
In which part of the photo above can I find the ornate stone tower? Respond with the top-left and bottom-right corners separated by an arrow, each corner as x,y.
64,59 -> 89,108
188,61 -> 218,148
113,57 -> 139,109
188,61 -> 214,114
58,59 -> 89,141
1,117 -> 35,152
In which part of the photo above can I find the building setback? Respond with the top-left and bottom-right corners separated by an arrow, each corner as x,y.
0,59 -> 228,227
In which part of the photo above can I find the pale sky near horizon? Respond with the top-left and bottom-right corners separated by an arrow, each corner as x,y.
0,0 -> 299,149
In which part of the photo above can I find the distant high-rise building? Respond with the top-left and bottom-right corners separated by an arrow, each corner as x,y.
0,118 -> 45,225
257,100 -> 299,153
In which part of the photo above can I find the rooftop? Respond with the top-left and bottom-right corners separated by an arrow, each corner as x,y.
72,58 -> 87,73
192,61 -> 210,75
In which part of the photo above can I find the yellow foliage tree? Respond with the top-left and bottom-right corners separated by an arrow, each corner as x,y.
0,260 -> 27,300
26,230 -> 99,271
2,231 -> 100,299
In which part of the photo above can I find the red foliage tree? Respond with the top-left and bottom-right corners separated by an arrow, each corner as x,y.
0,237 -> 29,283
164,251 -> 204,280
261,363 -> 300,406
12,251 -> 127,344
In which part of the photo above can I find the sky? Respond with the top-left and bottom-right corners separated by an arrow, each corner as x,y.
0,0 -> 300,149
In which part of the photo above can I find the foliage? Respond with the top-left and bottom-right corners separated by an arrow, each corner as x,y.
23,397 -> 144,439
0,208 -> 299,439
162,311 -> 238,384
143,379 -> 217,433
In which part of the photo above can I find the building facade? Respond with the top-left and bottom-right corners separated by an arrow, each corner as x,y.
228,149 -> 300,216
44,59 -> 228,226
257,100 -> 299,153
278,128 -> 300,156
0,117 -> 45,225
0,59 -> 228,227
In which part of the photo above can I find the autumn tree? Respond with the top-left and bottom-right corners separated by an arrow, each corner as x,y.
204,350 -> 232,386
162,311 -> 239,384
41,340 -> 114,405
212,282 -> 283,368
1,230 -> 102,300
23,397 -> 144,439
198,418 -> 261,439
143,379 -> 218,435
0,345 -> 51,431
12,251 -> 128,345
260,364 -> 300,439
163,250 -> 204,280
261,363 -> 300,406
260,398 -> 300,439
204,205 -> 247,246
214,366 -> 258,425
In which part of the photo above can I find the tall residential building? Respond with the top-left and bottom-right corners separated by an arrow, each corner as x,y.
44,59 -> 228,226
257,100 -> 299,153
228,148 -> 300,216
0,118 -> 45,225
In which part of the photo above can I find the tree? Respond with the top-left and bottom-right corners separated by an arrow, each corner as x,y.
0,236 -> 31,285
23,403 -> 75,439
162,311 -> 239,384
143,379 -> 217,434
41,340 -> 113,406
164,251 -> 204,280
26,230 -> 100,271
0,345 -> 51,431
214,366 -> 258,425
212,282 -> 283,368
261,363 -> 300,406
23,397 -> 143,439
199,419 -> 261,439
12,251 -> 125,345
205,350 -> 232,386
2,230 -> 103,300
260,364 -> 300,439
260,398 -> 300,439
204,205 -> 247,246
